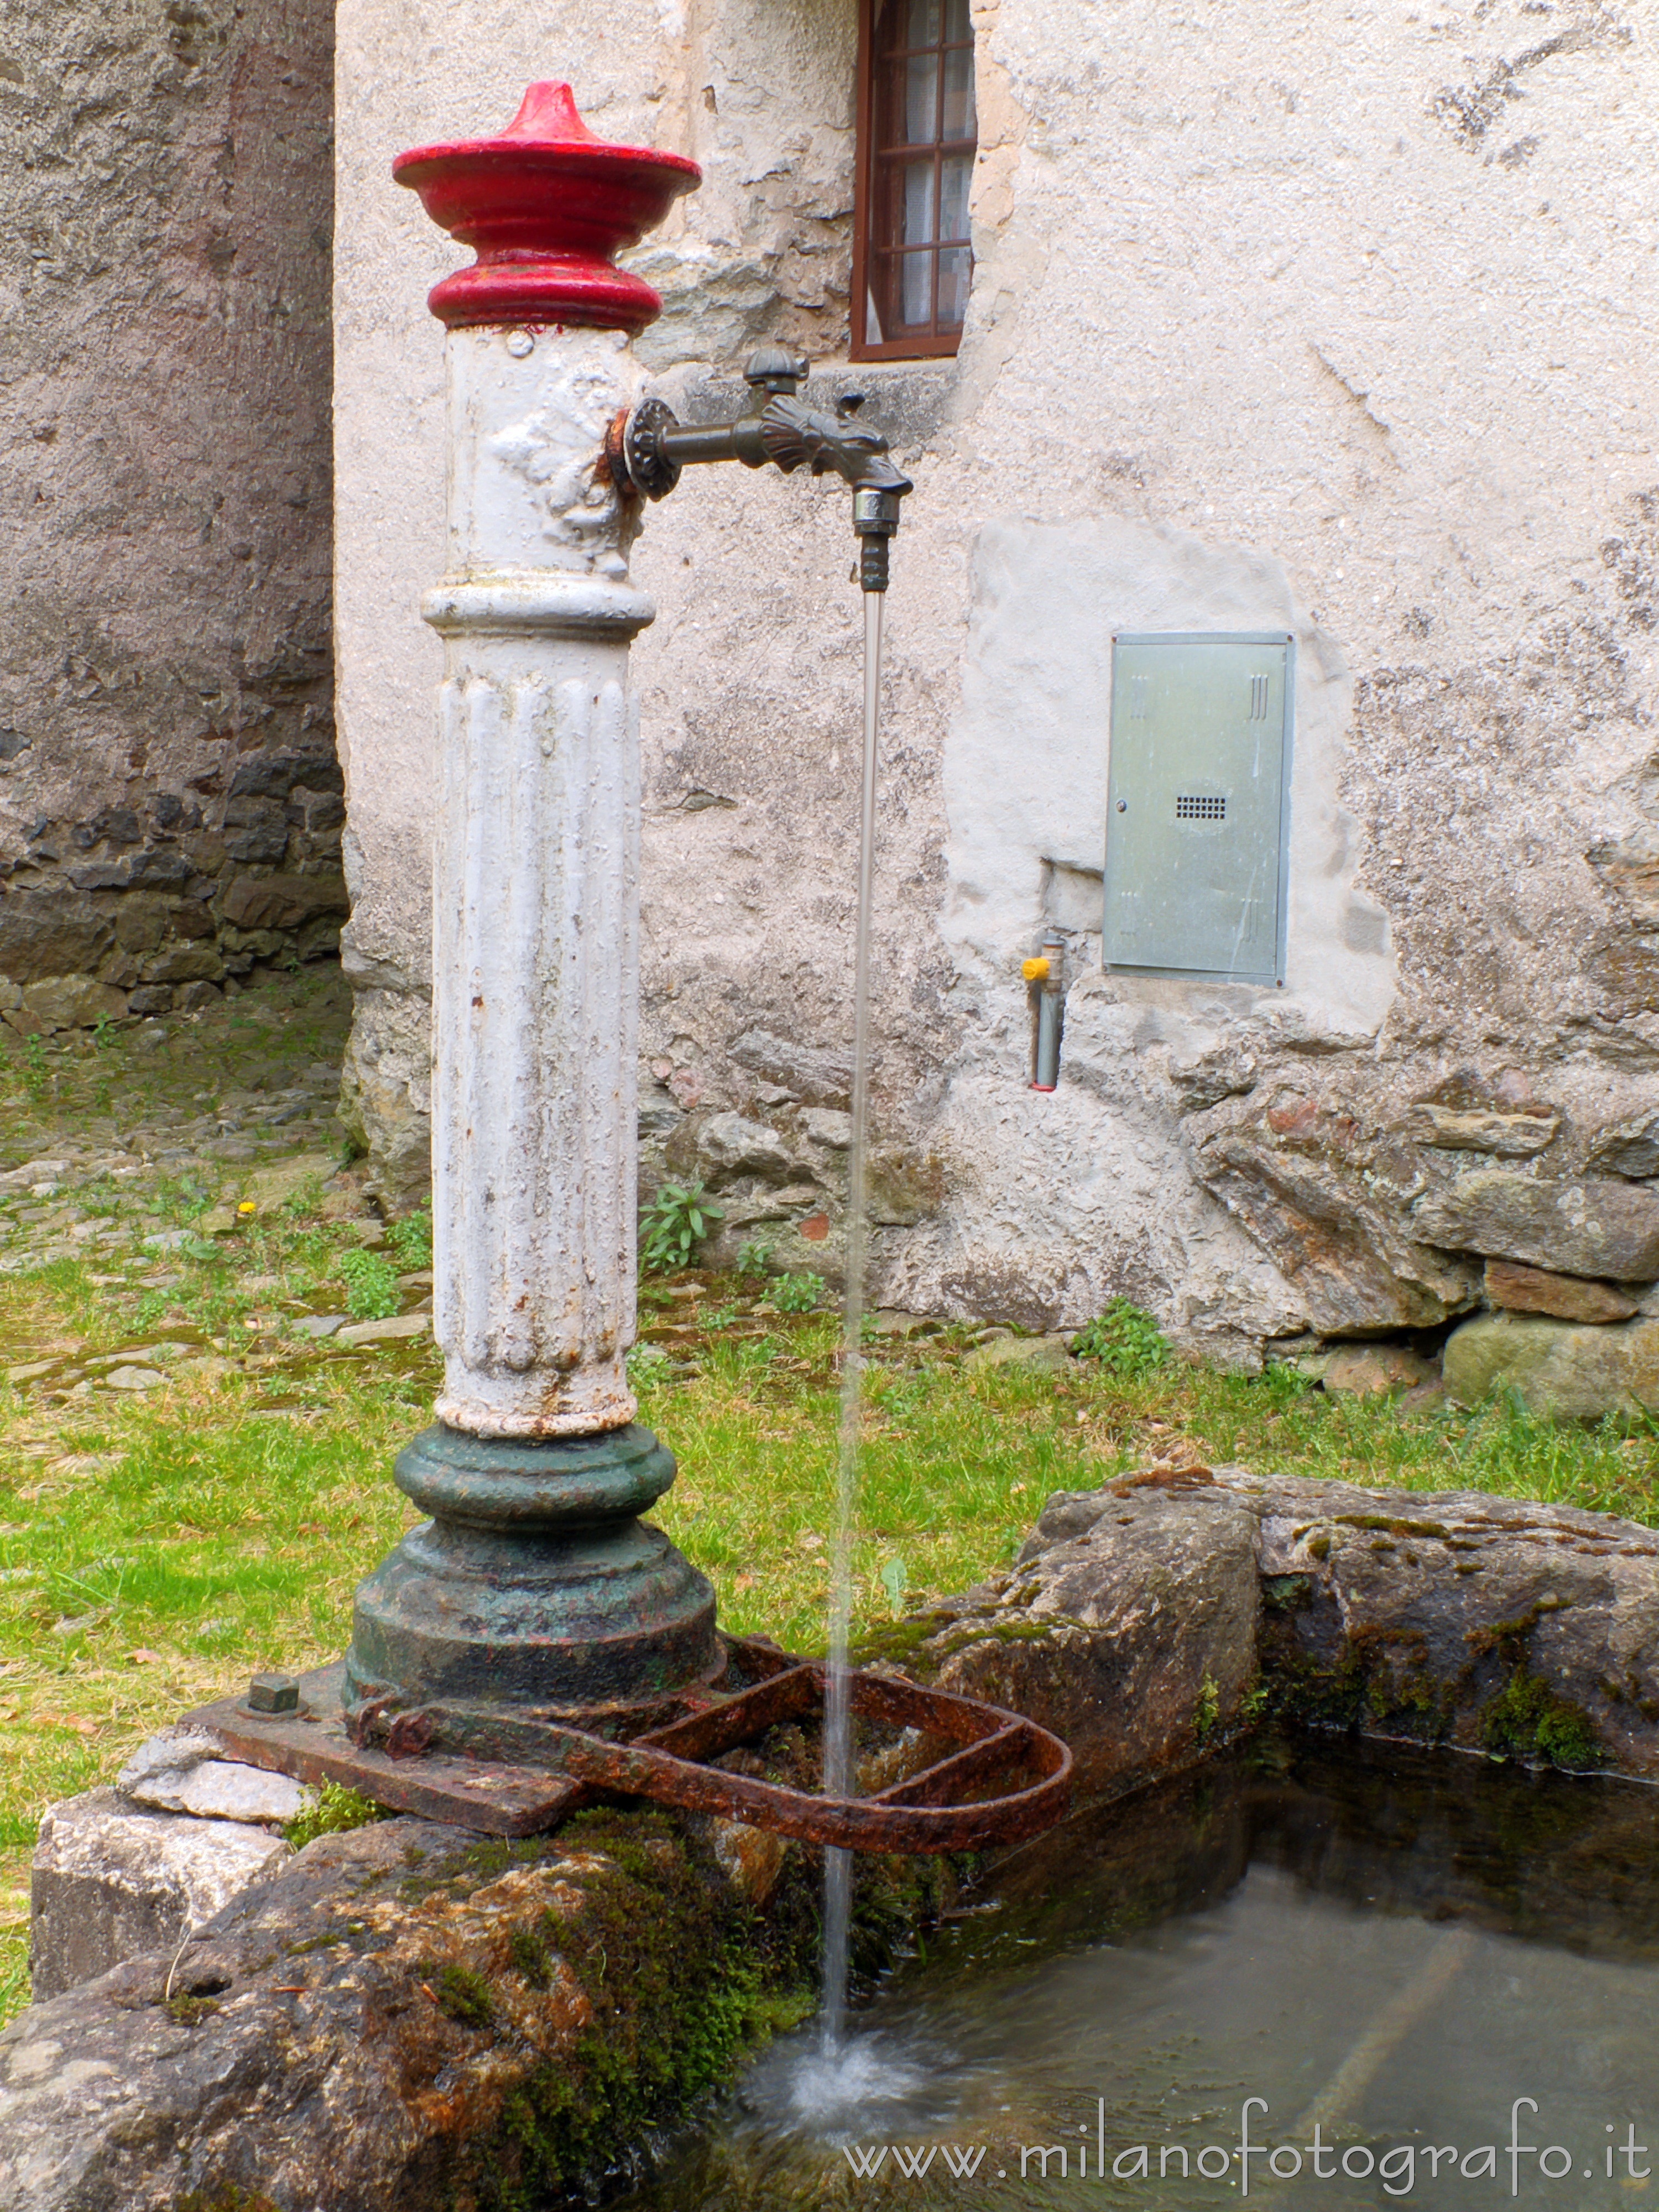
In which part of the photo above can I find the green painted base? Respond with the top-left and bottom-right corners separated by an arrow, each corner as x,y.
344,1423 -> 720,1724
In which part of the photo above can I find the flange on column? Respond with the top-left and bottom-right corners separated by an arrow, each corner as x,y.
345,84 -> 718,1725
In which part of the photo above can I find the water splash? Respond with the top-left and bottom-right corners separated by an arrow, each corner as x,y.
819,587 -> 886,2052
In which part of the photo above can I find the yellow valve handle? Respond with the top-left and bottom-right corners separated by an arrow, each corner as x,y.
1022,957 -> 1050,982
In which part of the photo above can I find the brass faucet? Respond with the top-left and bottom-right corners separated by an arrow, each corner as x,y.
608,347 -> 911,591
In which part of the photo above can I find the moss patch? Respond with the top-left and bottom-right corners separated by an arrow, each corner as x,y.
1480,1670 -> 1604,1769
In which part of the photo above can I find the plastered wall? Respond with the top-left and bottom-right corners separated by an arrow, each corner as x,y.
333,0 -> 1658,1360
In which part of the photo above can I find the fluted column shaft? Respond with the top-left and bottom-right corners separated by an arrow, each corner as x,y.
426,325 -> 649,1439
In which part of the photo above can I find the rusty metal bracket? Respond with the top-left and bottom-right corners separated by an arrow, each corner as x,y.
186,1636 -> 1072,1852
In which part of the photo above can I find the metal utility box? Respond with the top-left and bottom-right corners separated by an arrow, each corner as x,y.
1103,633 -> 1293,984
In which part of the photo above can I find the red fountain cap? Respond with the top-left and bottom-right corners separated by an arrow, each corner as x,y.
394,81 -> 701,333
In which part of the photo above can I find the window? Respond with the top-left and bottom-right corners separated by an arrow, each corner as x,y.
852,0 -> 977,360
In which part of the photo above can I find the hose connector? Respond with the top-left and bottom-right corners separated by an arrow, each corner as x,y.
853,484 -> 905,595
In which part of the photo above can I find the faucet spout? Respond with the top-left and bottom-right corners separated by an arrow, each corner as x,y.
608,348 -> 912,591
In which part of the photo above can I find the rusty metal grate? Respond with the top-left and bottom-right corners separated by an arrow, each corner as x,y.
187,1637 -> 1072,1852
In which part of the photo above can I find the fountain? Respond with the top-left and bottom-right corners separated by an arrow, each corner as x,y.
185,81 -> 1068,1867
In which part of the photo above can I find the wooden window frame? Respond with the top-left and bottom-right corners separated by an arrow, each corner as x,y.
851,0 -> 974,363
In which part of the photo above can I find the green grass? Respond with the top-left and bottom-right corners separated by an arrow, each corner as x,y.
0,972 -> 1656,2023
0,1281 -> 1655,2019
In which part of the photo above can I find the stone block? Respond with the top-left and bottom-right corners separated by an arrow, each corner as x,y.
17,975 -> 128,1033
726,1027 -> 852,1108
0,892 -> 113,985
30,1788 -> 287,2000
1588,1112 -> 1659,1181
220,869 -> 348,932
1196,1130 -> 1480,1333
1484,1258 -> 1640,1324
693,1111 -> 794,1182
902,1480 -> 1261,1795
138,943 -> 225,985
1321,1343 -> 1438,1396
801,1107 -> 852,1149
1406,1103 -> 1559,1156
1442,1308 -> 1659,1420
1414,1170 -> 1659,1280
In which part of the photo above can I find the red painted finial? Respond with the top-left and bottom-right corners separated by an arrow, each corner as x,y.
394,82 -> 701,333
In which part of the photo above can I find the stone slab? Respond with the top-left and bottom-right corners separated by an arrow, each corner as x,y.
962,1332 -> 1076,1374
1483,1257 -> 1640,1324
30,1790 -> 288,2002
1413,1170 -> 1659,1281
124,1762 -> 306,1826
336,1312 -> 429,1346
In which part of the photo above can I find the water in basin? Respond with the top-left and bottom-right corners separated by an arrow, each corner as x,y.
615,1735 -> 1659,2207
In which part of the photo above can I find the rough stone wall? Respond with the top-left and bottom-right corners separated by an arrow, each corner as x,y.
0,0 -> 338,1034
335,0 -> 1659,1360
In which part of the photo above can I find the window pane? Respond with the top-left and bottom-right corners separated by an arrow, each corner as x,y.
941,49 -> 975,141
938,154 -> 972,242
937,246 -> 970,328
901,250 -> 934,328
905,0 -> 941,44
900,157 -> 936,245
943,0 -> 971,40
903,53 -> 938,143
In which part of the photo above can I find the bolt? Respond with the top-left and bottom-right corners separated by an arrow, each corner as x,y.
247,1672 -> 300,1714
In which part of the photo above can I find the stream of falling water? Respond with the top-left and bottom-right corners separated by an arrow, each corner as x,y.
817,586 -> 885,2057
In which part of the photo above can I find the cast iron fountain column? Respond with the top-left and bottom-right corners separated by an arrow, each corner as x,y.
342,83 -> 723,1726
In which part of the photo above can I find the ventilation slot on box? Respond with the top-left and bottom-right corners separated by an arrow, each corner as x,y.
1175,795 -> 1227,821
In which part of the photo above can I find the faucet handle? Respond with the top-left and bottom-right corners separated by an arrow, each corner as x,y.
743,346 -> 810,395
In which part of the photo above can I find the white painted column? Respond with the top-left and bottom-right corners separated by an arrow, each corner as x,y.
424,326 -> 651,1439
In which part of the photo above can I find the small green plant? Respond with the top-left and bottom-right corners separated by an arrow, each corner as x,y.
388,1207 -> 434,1271
336,1248 -> 401,1319
735,1234 -> 778,1280
771,1271 -> 824,1314
20,1035 -> 47,1098
640,1179 -> 722,1274
626,1340 -> 672,1386
1194,1670 -> 1220,1744
1072,1297 -> 1170,1377
284,1780 -> 389,1849
879,1555 -> 909,1618
91,1011 -> 118,1052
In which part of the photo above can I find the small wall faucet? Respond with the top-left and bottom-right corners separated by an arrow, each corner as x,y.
608,347 -> 912,592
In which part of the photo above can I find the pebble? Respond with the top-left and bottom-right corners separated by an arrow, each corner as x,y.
289,1314 -> 345,1339
103,1366 -> 167,1391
